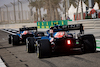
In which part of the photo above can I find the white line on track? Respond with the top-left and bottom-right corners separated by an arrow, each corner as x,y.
96,39 -> 100,40
0,58 -> 6,67
96,48 -> 100,51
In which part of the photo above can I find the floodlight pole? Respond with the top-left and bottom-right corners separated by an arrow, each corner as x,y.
28,0 -> 33,16
28,0 -> 33,23
4,4 -> 9,23
81,0 -> 83,20
49,0 -> 52,21
66,0 -> 69,17
19,1 -> 23,22
18,0 -> 21,23
11,1 -> 16,23
0,7 -> 2,22
64,0 -> 66,20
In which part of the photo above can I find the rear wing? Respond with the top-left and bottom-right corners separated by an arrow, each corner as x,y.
50,24 -> 84,34
19,27 -> 37,31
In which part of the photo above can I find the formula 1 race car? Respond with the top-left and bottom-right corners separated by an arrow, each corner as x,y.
26,24 -> 96,58
8,27 -> 44,46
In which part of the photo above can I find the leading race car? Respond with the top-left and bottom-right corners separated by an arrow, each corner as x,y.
26,24 -> 96,58
8,27 -> 44,46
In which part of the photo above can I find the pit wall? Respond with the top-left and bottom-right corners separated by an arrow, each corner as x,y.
0,19 -> 100,29
68,19 -> 100,29
0,23 -> 37,29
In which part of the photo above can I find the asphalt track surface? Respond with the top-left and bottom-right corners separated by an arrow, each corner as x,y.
0,29 -> 100,67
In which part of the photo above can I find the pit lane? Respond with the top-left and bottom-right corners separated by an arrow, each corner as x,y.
0,29 -> 100,67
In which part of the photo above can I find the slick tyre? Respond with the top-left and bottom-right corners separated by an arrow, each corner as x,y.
81,34 -> 96,53
12,35 -> 20,46
38,32 -> 44,36
37,39 -> 51,58
8,34 -> 11,44
26,37 -> 35,53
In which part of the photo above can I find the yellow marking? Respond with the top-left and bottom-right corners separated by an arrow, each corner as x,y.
56,21 -> 58,25
38,26 -> 40,28
42,22 -> 44,25
46,26 -> 49,28
42,26 -> 44,28
38,23 -> 40,25
37,53 -> 39,58
50,26 -> 53,27
26,44 -> 28,52
47,22 -> 48,25
62,21 -> 64,25
51,22 -> 53,25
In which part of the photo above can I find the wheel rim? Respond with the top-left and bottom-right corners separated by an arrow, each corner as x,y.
26,39 -> 29,52
37,46 -> 39,58
81,44 -> 85,52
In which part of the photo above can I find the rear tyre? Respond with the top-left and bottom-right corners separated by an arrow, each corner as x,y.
8,34 -> 11,44
38,32 -> 44,36
37,39 -> 51,58
35,32 -> 44,37
12,35 -> 20,46
80,34 -> 96,53
26,37 -> 35,53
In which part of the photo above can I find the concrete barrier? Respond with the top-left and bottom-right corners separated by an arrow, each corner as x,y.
0,19 -> 100,29
68,19 -> 100,29
0,23 -> 37,29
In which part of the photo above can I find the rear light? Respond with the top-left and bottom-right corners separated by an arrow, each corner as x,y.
67,40 -> 71,45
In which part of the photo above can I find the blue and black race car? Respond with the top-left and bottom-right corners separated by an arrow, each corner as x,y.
8,27 -> 44,46
26,24 -> 96,58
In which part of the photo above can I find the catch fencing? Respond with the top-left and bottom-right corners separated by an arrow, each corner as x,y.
0,0 -> 34,24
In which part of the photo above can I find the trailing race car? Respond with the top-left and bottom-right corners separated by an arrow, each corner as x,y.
26,24 -> 96,58
8,27 -> 44,46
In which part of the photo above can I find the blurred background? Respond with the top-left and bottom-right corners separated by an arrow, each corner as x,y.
0,0 -> 100,24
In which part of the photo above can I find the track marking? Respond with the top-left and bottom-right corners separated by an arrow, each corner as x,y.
96,48 -> 100,51
96,39 -> 100,51
41,60 -> 57,67
2,38 -> 5,40
25,64 -> 29,67
0,58 -> 6,67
